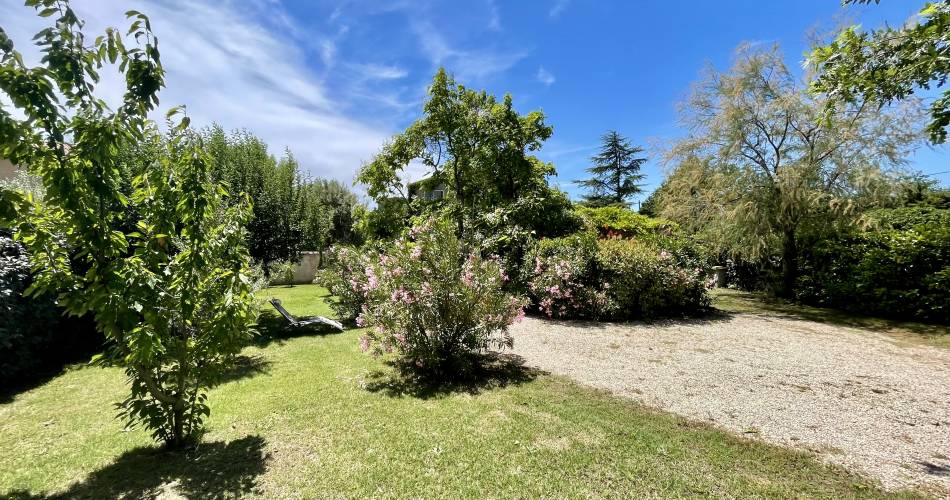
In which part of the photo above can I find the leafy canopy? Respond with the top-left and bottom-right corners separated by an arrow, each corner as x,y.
658,45 -> 923,295
810,0 -> 950,143
0,1 -> 256,447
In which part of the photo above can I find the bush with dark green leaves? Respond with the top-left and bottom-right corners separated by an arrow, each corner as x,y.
1,233 -> 100,384
796,208 -> 950,323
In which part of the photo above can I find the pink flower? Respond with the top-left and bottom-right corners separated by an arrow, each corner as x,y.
513,308 -> 526,324
410,246 -> 422,260
359,335 -> 371,352
356,314 -> 367,327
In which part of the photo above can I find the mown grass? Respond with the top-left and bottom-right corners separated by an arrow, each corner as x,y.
0,285 -> 928,498
711,288 -> 950,350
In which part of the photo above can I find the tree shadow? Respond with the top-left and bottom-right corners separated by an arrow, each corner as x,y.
363,352 -> 542,400
3,435 -> 269,500
251,311 -> 342,348
209,354 -> 272,387
712,289 -> 950,338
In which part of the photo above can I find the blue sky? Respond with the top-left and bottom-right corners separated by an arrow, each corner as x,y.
3,0 -> 947,201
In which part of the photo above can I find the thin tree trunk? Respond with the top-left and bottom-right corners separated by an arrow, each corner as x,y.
780,227 -> 798,298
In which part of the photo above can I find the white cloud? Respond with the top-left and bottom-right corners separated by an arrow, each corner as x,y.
0,0 -> 391,183
537,66 -> 556,86
411,19 -> 527,82
352,63 -> 410,80
487,0 -> 502,31
550,0 -> 570,18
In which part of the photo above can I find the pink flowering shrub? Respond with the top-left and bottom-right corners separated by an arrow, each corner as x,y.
596,238 -> 709,318
525,233 -> 710,320
357,218 -> 527,373
319,245 -> 377,323
525,232 -> 615,319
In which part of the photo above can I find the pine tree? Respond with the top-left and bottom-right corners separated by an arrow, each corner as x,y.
575,131 -> 647,207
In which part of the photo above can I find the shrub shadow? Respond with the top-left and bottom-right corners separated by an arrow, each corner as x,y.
3,435 -> 269,500
363,352 -> 541,400
251,311 -> 343,348
524,307 -> 735,331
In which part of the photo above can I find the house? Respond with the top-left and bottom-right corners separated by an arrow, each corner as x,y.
0,157 -> 19,181
407,175 -> 447,202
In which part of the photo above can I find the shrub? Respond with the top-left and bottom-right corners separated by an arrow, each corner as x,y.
597,238 -> 710,318
525,234 -> 710,320
576,206 -> 678,239
356,218 -> 526,373
319,245 -> 376,323
524,232 -> 614,319
797,214 -> 950,323
269,259 -> 296,286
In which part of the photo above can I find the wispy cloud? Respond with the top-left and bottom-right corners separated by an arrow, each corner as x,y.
1,0 -> 391,183
487,0 -> 502,31
411,19 -> 527,82
550,0 -> 570,18
537,66 -> 556,86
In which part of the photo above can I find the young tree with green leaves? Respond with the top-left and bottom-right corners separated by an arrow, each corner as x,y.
658,45 -> 923,296
810,0 -> 950,143
575,131 -> 647,207
0,2 -> 256,448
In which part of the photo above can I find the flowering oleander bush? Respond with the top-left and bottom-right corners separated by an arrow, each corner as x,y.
525,233 -> 710,320
525,232 -> 614,319
597,238 -> 709,318
319,245 -> 377,323
356,218 -> 527,373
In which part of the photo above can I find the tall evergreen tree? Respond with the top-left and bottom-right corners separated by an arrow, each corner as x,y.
575,131 -> 647,207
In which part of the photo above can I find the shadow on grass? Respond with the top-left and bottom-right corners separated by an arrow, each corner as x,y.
4,435 -> 269,500
712,289 -> 950,338
364,352 -> 541,400
210,354 -> 272,387
251,311 -> 344,349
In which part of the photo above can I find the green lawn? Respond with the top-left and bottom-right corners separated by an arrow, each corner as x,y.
711,288 -> 950,350
0,285 -> 926,498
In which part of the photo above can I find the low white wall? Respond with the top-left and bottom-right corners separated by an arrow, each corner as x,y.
269,251 -> 321,285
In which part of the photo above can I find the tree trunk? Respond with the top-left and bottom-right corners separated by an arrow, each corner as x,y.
780,227 -> 798,298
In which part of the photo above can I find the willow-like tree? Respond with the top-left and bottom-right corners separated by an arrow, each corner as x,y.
810,0 -> 949,143
575,131 -> 647,207
658,45 -> 923,296
0,2 -> 256,447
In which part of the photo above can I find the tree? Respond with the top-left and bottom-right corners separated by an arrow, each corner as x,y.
357,68 -> 556,239
0,2 -> 256,447
658,45 -> 922,296
575,131 -> 647,207
810,0 -> 950,143
202,127 -> 303,273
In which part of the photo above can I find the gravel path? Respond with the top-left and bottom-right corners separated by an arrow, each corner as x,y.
509,314 -> 950,494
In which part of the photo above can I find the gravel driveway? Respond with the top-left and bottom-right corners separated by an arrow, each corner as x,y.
509,313 -> 950,494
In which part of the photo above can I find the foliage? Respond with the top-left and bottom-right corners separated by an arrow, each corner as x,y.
357,68 -> 558,240
657,44 -> 923,296
797,208 -> 950,323
525,233 -> 710,320
299,179 -> 360,250
576,205 -> 677,239
1,3 -> 256,447
810,0 -> 950,143
574,131 -> 647,207
202,127 -> 303,271
356,218 -> 526,374
0,231 -> 100,382
318,244 -> 376,323
269,259 -> 296,286
525,232 -> 613,319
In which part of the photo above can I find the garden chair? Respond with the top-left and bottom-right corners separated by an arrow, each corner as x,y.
269,298 -> 344,331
